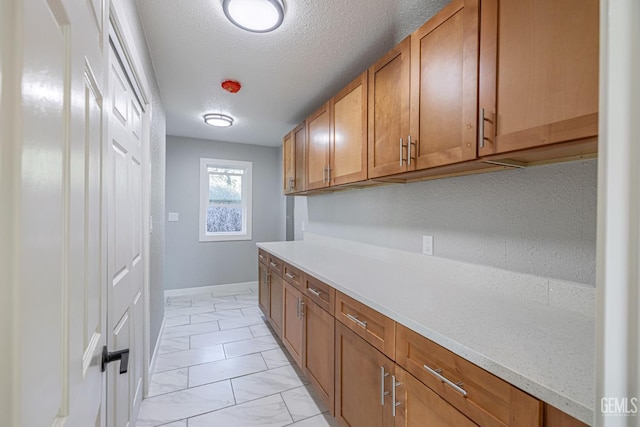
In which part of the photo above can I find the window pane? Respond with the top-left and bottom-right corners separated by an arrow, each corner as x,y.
209,170 -> 243,204
207,206 -> 243,233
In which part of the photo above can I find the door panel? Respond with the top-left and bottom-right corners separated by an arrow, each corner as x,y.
367,37 -> 411,178
14,0 -> 108,425
335,321 -> 394,427
306,103 -> 331,190
395,366 -> 477,427
411,0 -> 479,169
282,282 -> 304,367
107,39 -> 146,427
18,2 -> 67,424
331,72 -> 368,186
258,262 -> 271,316
268,272 -> 284,336
304,298 -> 335,414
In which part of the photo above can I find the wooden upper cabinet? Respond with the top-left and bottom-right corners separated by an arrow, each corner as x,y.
478,0 -> 599,156
330,71 -> 368,186
283,122 -> 306,195
283,131 -> 295,194
368,37 -> 411,179
293,122 -> 306,192
411,0 -> 479,170
306,102 -> 331,191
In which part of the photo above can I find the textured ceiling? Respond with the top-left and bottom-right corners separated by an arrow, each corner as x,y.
137,0 -> 450,147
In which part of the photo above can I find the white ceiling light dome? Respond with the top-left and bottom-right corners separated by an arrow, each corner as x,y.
204,113 -> 234,127
222,0 -> 285,33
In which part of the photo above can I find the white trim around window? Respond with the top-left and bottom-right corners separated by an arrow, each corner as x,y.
199,158 -> 253,242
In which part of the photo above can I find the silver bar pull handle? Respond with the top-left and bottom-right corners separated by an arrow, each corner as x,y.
392,375 -> 401,416
299,299 -> 305,316
399,138 -> 404,166
423,364 -> 468,397
327,166 -> 331,182
380,366 -> 390,405
266,272 -> 271,286
345,313 -> 367,329
407,135 -> 413,166
479,108 -> 485,149
308,288 -> 322,297
269,261 -> 277,268
285,272 -> 295,279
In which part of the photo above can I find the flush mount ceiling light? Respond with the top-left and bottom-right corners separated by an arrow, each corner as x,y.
204,113 -> 234,127
222,0 -> 285,33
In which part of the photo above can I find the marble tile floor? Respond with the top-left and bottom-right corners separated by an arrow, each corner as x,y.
137,285 -> 339,427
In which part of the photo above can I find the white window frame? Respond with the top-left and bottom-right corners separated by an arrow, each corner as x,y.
199,158 -> 253,242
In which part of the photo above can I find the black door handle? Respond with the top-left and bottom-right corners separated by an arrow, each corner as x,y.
101,346 -> 130,374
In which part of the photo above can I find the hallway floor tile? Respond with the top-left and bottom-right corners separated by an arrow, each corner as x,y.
137,285 -> 338,427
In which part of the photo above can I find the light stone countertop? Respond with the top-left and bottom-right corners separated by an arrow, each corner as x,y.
257,235 -> 595,425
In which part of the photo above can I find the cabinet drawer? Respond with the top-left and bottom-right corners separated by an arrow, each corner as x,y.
283,263 -> 305,291
396,324 -> 542,427
268,254 -> 283,274
304,275 -> 334,315
258,249 -> 268,265
335,291 -> 395,360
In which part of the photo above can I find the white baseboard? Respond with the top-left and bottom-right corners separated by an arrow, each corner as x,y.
164,281 -> 258,299
148,316 -> 165,381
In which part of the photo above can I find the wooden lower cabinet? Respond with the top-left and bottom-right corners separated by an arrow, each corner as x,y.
258,252 -> 583,427
395,324 -> 542,426
544,404 -> 588,427
303,296 -> 335,415
258,261 -> 270,317
282,281 -> 304,367
395,366 -> 477,427
268,271 -> 284,337
335,321 -> 395,427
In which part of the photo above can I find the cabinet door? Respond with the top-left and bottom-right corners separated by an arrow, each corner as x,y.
331,71 -> 368,186
368,37 -> 411,179
282,281 -> 304,368
335,322 -> 394,427
306,103 -> 331,190
394,366 -> 477,427
268,271 -> 284,337
303,297 -> 335,415
293,122 -> 306,192
411,0 -> 479,170
258,261 -> 270,317
283,131 -> 295,194
478,0 -> 598,156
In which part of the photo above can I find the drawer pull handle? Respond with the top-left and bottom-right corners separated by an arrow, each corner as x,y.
285,272 -> 295,279
423,365 -> 468,397
308,288 -> 322,297
346,313 -> 367,329
380,366 -> 390,405
259,254 -> 265,260
269,262 -> 277,268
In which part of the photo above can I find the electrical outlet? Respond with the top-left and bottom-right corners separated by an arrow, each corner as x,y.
422,235 -> 433,256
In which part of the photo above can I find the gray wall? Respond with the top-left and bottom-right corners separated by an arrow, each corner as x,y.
301,159 -> 597,286
120,0 -> 166,359
165,136 -> 284,290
